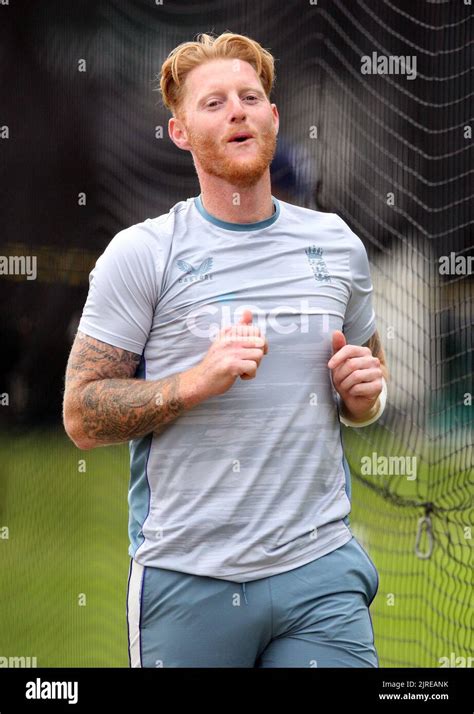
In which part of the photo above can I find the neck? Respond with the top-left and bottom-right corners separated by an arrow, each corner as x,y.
198,172 -> 273,224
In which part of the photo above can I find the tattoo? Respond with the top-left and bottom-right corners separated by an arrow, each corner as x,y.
80,373 -> 185,441
64,331 -> 188,445
66,331 -> 141,382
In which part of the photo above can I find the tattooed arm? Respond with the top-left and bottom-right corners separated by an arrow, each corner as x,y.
63,331 -> 207,450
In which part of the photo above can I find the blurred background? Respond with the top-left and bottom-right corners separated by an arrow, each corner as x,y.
0,0 -> 472,667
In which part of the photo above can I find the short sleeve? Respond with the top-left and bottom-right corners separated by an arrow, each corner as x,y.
77,226 -> 161,354
342,233 -> 376,346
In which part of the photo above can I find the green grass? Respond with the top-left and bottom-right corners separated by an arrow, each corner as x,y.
0,427 -> 471,667
0,429 -> 130,666
346,427 -> 472,667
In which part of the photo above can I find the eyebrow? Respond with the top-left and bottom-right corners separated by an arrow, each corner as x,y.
197,86 -> 266,105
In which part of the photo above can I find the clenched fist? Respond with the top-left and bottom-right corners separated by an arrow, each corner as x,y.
328,330 -> 383,421
193,309 -> 269,399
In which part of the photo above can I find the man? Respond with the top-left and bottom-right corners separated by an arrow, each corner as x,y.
63,31 -> 389,668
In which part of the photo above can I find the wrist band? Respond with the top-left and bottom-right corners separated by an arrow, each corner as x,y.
338,377 -> 387,428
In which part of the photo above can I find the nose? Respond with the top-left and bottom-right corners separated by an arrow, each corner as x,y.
227,93 -> 247,122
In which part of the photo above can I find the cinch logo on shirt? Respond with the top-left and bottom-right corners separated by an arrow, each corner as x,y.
177,257 -> 213,283
305,245 -> 331,282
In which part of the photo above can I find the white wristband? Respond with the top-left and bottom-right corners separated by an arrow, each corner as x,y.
338,377 -> 387,428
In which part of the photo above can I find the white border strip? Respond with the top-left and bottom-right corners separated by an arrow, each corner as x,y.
127,558 -> 145,668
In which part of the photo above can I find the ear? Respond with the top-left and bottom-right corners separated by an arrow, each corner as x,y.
168,116 -> 192,151
271,103 -> 279,136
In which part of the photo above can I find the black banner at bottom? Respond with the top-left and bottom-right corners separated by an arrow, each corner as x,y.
0,666 -> 470,711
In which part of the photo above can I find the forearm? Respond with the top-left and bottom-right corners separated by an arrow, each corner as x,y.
67,367 -> 207,449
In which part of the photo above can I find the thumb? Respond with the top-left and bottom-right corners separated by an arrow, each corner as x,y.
331,329 -> 346,355
237,309 -> 253,325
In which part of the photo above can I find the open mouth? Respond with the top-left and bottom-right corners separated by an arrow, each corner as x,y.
228,134 -> 254,144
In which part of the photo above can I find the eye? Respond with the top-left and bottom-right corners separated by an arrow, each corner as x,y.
206,95 -> 259,108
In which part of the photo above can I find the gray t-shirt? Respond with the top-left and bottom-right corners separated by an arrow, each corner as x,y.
78,194 -> 376,582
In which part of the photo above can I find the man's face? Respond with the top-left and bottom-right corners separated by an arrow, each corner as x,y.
170,59 -> 279,189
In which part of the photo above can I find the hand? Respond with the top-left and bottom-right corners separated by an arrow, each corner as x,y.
327,330 -> 383,421
193,309 -> 269,398
231,309 -> 268,379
